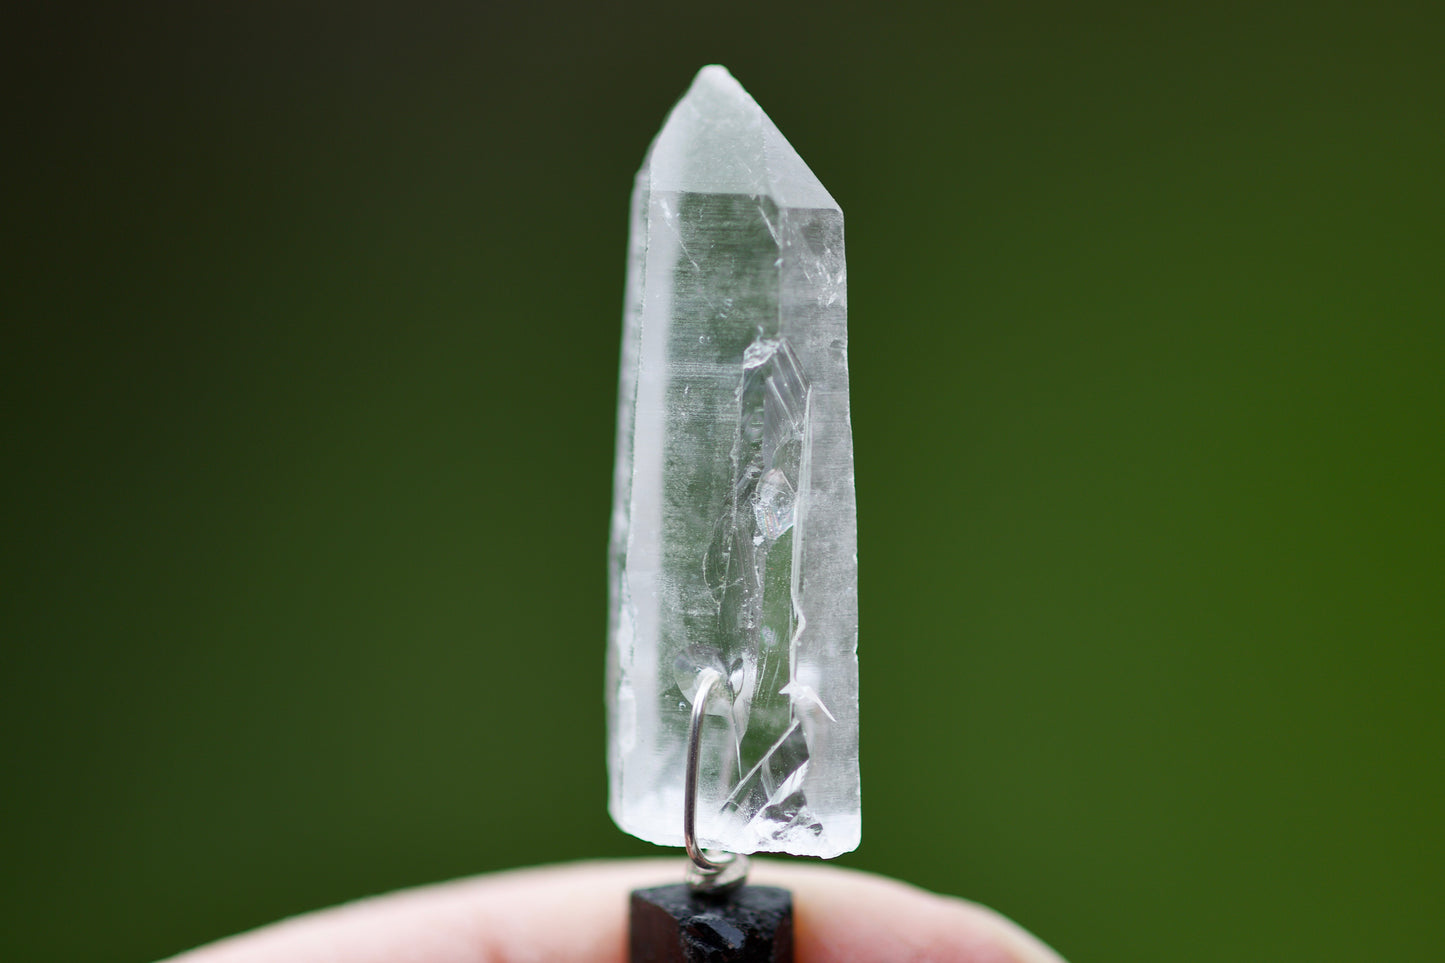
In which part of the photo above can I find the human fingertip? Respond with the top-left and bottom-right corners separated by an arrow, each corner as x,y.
752,861 -> 1066,963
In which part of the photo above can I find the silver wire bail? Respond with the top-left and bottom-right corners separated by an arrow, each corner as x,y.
683,668 -> 750,894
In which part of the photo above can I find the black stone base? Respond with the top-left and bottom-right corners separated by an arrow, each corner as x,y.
630,883 -> 794,963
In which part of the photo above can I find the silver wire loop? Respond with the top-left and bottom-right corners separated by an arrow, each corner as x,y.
683,668 -> 750,894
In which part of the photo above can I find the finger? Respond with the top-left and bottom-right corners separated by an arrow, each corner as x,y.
165,858 -> 1065,963
753,860 -> 1065,963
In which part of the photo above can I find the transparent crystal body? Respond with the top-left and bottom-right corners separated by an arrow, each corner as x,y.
608,66 -> 859,857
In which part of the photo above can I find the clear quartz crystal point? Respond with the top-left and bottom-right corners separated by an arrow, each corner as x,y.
608,65 -> 859,858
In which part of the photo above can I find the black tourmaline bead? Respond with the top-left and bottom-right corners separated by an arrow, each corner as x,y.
630,884 -> 793,963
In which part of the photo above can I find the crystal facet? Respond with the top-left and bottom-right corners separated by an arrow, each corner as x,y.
608,66 -> 858,857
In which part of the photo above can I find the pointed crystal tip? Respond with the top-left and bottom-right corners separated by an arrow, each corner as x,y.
692,64 -> 748,102
646,65 -> 838,211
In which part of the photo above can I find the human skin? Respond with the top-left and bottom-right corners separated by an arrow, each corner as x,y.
164,859 -> 1066,963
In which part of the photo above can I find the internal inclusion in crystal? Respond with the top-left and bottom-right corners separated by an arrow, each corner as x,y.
644,188 -> 832,850
618,188 -> 853,855
617,188 -> 854,854
695,335 -> 823,841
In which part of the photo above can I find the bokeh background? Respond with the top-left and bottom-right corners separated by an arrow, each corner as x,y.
4,3 -> 1442,961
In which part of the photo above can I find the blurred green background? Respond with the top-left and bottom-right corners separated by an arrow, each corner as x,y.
4,3 -> 1442,961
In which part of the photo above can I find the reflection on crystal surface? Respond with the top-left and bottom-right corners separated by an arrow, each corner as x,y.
608,66 -> 858,857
